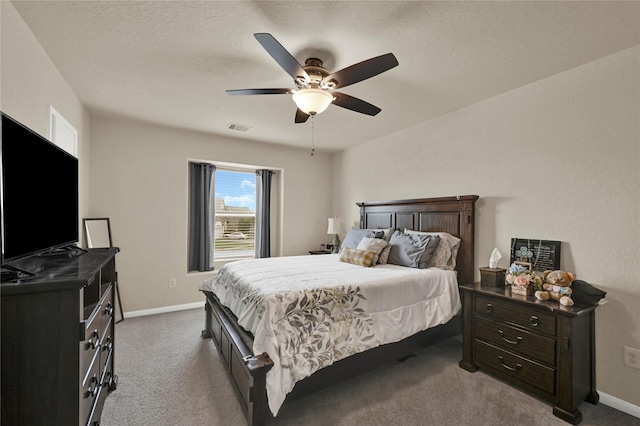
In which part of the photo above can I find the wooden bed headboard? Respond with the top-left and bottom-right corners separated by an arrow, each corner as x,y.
357,195 -> 479,286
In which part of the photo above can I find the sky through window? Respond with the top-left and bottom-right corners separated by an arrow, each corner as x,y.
215,170 -> 256,212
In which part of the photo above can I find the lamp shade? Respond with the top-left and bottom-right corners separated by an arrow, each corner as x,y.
292,89 -> 333,115
327,217 -> 342,235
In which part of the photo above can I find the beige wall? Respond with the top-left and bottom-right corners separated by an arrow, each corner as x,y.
4,0 -> 639,410
332,46 -> 640,406
2,1 -> 333,314
89,116 -> 333,312
1,1 -> 91,224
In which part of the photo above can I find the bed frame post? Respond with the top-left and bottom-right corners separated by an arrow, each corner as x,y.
201,292 -> 274,426
201,300 -> 212,339
245,356 -> 271,426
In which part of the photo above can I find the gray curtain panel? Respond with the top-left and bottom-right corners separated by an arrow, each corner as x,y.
255,170 -> 274,258
188,162 -> 216,271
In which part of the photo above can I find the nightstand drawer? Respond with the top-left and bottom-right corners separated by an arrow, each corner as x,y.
475,295 -> 556,336
475,316 -> 555,365
475,340 -> 555,395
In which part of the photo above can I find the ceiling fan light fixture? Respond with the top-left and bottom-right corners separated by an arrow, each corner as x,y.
292,88 -> 333,115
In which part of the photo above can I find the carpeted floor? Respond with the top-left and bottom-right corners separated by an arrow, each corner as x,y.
102,308 -> 639,426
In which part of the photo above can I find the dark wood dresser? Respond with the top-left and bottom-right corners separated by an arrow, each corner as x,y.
1,248 -> 119,426
459,283 -> 599,425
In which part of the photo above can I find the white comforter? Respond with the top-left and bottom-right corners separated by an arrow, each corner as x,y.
199,254 -> 461,415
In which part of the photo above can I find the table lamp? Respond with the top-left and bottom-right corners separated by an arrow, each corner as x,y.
327,218 -> 342,254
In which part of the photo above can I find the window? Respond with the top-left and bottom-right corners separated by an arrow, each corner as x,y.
214,169 -> 256,259
188,160 -> 280,272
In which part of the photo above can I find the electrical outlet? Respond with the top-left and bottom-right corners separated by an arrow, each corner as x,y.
624,346 -> 640,369
169,278 -> 177,289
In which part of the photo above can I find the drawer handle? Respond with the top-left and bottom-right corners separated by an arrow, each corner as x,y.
102,336 -> 113,352
102,371 -> 113,388
498,356 -> 522,372
529,315 -> 540,327
498,330 -> 523,345
104,302 -> 114,316
86,374 -> 99,398
485,303 -> 494,314
87,329 -> 100,349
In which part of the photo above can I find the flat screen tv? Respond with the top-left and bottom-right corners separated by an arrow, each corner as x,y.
1,112 -> 79,265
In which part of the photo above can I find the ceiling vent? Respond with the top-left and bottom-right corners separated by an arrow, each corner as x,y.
227,123 -> 252,132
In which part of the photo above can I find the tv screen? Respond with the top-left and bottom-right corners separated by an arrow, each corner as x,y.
1,112 -> 79,264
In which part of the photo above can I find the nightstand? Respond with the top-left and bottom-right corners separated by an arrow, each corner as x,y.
308,250 -> 332,255
459,283 -> 599,425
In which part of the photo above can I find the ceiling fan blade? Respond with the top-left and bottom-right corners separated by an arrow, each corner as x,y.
254,33 -> 309,82
295,109 -> 310,124
324,53 -> 398,89
332,92 -> 382,116
226,88 -> 293,96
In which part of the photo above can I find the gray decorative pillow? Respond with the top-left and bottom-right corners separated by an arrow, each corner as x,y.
388,231 -> 440,269
404,229 -> 461,270
369,227 -> 394,242
417,235 -> 440,268
372,231 -> 385,239
340,229 -> 376,252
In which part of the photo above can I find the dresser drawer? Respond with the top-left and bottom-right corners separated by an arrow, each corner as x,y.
96,348 -> 114,417
475,295 -> 556,336
475,316 -> 555,365
475,340 -> 555,395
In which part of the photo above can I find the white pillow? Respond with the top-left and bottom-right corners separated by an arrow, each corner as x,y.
356,237 -> 388,265
404,229 -> 461,270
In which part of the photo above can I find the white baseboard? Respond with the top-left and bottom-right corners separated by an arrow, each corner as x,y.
123,301 -> 205,319
599,391 -> 640,419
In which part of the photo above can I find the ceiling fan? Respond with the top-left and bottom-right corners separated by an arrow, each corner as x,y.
226,33 -> 399,123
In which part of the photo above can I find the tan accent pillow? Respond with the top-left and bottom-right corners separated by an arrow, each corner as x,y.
339,248 -> 377,267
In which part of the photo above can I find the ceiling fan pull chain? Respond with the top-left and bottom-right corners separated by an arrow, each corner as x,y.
310,115 -> 315,157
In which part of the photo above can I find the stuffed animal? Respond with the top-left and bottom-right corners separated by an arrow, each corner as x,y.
534,270 -> 575,306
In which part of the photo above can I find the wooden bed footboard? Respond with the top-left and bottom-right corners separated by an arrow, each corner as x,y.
201,291 -> 273,426
202,290 -> 462,426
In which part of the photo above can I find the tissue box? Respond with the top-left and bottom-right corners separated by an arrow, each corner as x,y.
479,267 -> 506,288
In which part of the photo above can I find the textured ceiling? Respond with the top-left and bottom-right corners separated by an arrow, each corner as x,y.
10,1 -> 640,153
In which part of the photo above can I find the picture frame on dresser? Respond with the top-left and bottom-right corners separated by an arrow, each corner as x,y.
510,238 -> 561,273
84,217 -> 125,323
